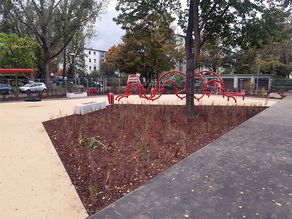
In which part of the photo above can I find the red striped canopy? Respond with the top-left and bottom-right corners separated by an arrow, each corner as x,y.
0,68 -> 34,73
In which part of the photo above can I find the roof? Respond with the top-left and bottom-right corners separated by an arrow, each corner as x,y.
0,69 -> 34,74
84,48 -> 107,53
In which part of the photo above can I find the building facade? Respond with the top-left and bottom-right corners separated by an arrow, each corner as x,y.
221,74 -> 272,91
84,48 -> 106,74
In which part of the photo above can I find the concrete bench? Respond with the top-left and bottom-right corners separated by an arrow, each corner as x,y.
74,101 -> 106,115
66,92 -> 87,98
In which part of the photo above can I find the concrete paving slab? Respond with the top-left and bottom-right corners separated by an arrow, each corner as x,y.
0,95 -> 280,219
117,94 -> 277,106
88,96 -> 291,219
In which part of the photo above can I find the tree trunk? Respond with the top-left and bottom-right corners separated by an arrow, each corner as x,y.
43,45 -> 52,90
63,47 -> 67,77
193,0 -> 201,76
185,0 -> 195,117
185,0 -> 201,118
44,60 -> 51,90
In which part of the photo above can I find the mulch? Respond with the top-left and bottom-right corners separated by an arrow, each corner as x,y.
43,104 -> 265,215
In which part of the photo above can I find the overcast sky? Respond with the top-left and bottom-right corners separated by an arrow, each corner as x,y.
87,0 -> 124,51
87,0 -> 187,51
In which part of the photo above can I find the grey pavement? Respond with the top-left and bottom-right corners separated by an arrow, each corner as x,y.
88,96 -> 292,219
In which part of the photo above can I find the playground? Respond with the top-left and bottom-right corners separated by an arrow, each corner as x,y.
1,0 -> 291,217
0,94 -> 279,218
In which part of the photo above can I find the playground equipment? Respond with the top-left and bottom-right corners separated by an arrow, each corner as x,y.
116,70 -> 245,103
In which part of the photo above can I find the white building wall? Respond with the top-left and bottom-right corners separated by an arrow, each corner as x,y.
84,48 -> 106,74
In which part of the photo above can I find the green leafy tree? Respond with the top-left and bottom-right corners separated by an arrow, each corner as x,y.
114,0 -> 181,31
232,48 -> 257,74
254,40 -> 292,78
228,12 -> 291,76
198,38 -> 232,72
105,29 -> 184,79
1,0 -> 105,88
113,0 -> 184,79
104,44 -> 124,75
0,33 -> 38,68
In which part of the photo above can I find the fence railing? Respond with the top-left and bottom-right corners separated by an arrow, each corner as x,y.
271,79 -> 292,92
0,76 -> 131,101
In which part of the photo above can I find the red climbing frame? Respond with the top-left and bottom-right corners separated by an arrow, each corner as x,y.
116,70 -> 244,103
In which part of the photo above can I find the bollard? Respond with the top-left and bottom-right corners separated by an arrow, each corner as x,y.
89,87 -> 94,96
107,93 -> 114,105
150,88 -> 155,97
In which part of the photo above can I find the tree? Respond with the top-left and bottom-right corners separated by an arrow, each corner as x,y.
0,33 -> 38,68
63,27 -> 94,79
114,0 -> 181,31
104,44 -> 125,74
105,29 -> 184,79
224,10 -> 292,76
1,0 -> 105,88
235,15 -> 292,77
183,0 -> 291,117
113,0 -> 184,79
254,40 -> 292,78
58,3 -> 97,78
199,39 -> 225,72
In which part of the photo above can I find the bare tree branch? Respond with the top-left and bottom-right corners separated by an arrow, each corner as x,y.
7,6 -> 44,43
50,34 -> 74,60
31,0 -> 42,17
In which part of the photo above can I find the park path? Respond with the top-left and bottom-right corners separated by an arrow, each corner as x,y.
0,95 -> 276,219
0,97 -> 108,219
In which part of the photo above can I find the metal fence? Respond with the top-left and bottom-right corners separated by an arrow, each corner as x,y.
0,76 -> 131,101
2,75 -> 291,101
271,79 -> 292,92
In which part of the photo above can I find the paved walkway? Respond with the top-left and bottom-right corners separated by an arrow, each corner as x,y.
89,96 -> 292,219
0,95 -> 278,219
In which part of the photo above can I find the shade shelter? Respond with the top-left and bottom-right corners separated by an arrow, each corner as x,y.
0,68 -> 34,85
0,69 -> 34,97
0,68 -> 34,74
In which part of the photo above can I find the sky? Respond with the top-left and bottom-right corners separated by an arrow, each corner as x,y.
87,0 -> 187,51
87,0 -> 124,51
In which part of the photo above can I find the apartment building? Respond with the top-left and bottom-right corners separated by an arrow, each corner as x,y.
84,48 -> 106,74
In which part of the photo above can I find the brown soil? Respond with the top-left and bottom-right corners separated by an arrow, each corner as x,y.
43,104 -> 266,215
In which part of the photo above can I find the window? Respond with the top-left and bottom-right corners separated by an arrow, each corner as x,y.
89,58 -> 91,62
89,51 -> 91,55
94,67 -> 96,70
94,52 -> 96,55
100,53 -> 105,61
94,59 -> 96,63
89,66 -> 92,70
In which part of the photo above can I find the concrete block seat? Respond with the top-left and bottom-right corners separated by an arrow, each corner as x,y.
74,101 -> 106,115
